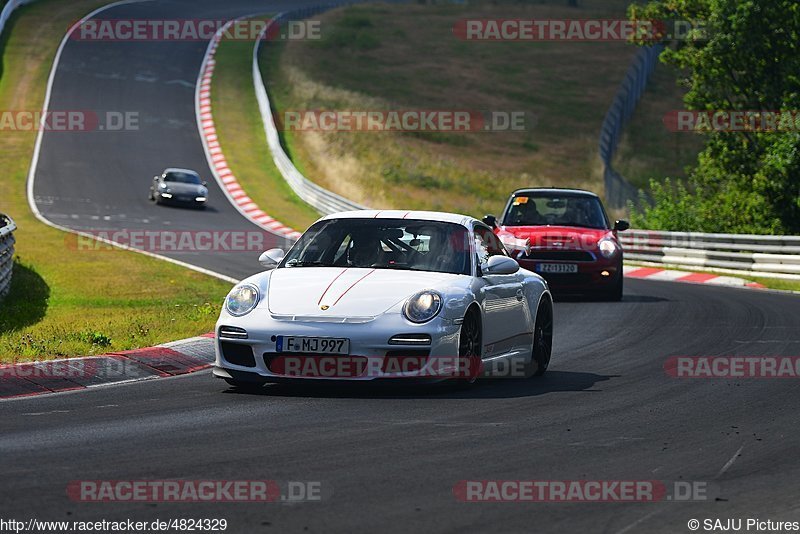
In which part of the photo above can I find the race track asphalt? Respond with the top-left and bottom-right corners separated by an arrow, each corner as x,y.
31,0 -> 308,280
12,0 -> 800,532
2,279 -> 800,533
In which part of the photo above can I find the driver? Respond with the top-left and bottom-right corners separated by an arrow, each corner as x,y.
347,232 -> 382,267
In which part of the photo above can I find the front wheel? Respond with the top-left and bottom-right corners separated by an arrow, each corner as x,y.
455,310 -> 482,388
601,273 -> 623,301
526,300 -> 553,377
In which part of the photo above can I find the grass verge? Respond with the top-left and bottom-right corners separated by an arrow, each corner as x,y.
0,0 -> 233,361
211,21 -> 320,231
256,0 -> 697,217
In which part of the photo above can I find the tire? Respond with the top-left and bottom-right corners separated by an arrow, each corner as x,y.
602,273 -> 623,301
527,299 -> 553,377
455,309 -> 482,388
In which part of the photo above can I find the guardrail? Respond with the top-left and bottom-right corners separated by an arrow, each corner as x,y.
253,6 -> 369,216
0,0 -> 35,41
599,44 -> 663,209
620,229 -> 800,280
0,214 -> 17,298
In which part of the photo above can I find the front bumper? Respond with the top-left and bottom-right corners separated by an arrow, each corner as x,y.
214,310 -> 463,382
518,256 -> 622,292
159,192 -> 206,205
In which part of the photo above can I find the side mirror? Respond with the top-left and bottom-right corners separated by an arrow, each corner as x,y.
482,214 -> 497,228
614,219 -> 630,232
483,255 -> 519,275
153,176 -> 159,182
202,181 -> 208,186
258,248 -> 285,269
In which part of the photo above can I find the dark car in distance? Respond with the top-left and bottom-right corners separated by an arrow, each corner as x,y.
149,168 -> 208,208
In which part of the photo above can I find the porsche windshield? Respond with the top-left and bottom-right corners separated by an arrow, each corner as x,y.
503,194 -> 609,229
282,218 -> 471,275
164,172 -> 201,184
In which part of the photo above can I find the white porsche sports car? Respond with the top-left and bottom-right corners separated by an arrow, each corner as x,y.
213,210 -> 553,388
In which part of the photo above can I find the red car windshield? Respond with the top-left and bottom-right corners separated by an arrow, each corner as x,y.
503,194 -> 609,229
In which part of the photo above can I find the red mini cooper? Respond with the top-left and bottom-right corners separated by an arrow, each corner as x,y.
484,188 -> 629,300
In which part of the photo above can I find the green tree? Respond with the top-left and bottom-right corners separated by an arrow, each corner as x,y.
628,0 -> 800,234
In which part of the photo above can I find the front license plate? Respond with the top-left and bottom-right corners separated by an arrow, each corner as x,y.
276,336 -> 350,355
536,263 -> 578,274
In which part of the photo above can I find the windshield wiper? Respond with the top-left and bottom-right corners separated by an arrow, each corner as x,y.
285,260 -> 331,267
546,223 -> 605,229
372,264 -> 428,271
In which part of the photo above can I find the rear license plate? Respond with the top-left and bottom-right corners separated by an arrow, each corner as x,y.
536,263 -> 578,274
276,336 -> 350,355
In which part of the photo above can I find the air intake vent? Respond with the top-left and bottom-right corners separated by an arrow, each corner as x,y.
388,334 -> 432,346
219,325 -> 248,339
220,342 -> 256,367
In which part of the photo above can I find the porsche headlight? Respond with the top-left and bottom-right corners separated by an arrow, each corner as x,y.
225,284 -> 260,316
403,291 -> 442,323
598,238 -> 619,259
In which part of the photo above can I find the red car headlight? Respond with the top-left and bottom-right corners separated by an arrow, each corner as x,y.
598,238 -> 619,259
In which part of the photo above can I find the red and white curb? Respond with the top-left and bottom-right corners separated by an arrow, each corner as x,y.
0,334 -> 216,400
624,265 -> 766,289
197,21 -> 302,241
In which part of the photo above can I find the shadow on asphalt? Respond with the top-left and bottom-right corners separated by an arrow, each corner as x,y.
222,371 -> 617,400
154,203 -> 220,213
0,260 -> 50,333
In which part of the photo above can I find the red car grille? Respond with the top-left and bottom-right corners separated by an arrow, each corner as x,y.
526,249 -> 595,262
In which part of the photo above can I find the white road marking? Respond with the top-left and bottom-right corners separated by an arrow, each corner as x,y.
134,73 -> 158,83
716,444 -> 745,479
22,410 -> 70,416
165,79 -> 195,88
614,509 -> 664,534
